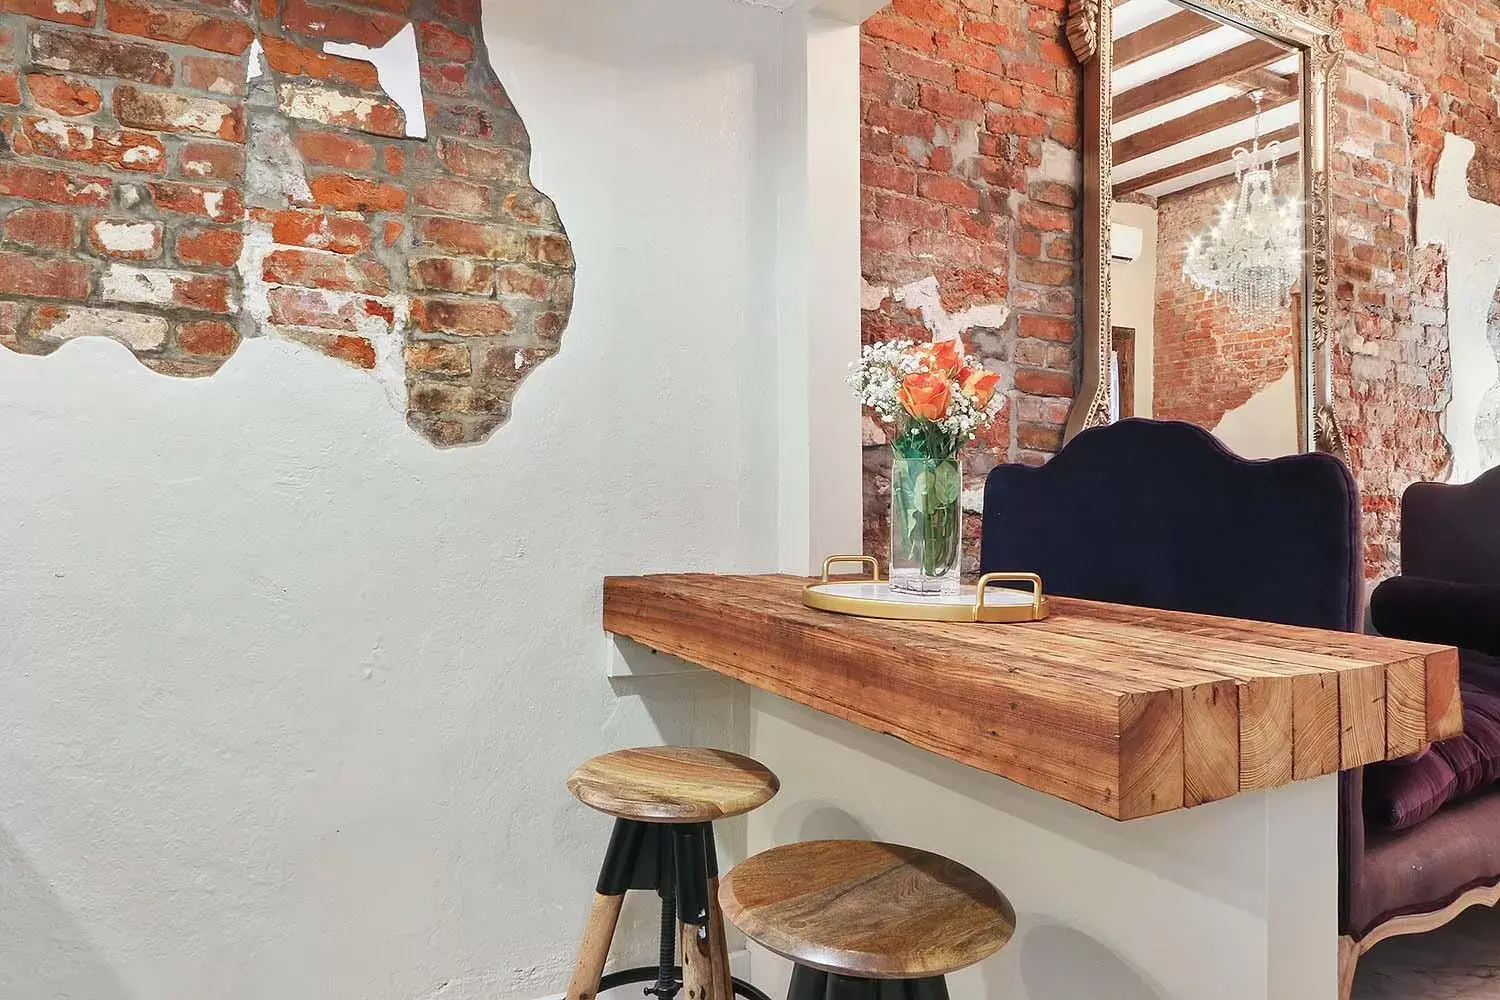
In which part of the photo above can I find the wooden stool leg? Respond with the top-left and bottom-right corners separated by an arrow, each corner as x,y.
680,918 -> 716,1000
706,875 -> 734,1000
567,892 -> 625,1000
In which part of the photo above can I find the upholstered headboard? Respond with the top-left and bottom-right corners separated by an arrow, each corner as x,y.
1401,467 -> 1500,586
979,419 -> 1363,632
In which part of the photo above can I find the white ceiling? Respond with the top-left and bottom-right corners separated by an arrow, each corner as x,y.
1112,0 -> 1301,199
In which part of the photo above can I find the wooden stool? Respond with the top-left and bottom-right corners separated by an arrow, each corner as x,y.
718,840 -> 1015,1000
566,747 -> 780,1000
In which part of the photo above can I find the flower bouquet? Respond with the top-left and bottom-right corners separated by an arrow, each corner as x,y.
848,338 -> 1002,595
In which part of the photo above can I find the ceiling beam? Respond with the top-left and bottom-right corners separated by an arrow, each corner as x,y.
1113,123 -> 1301,197
1115,10 -> 1220,68
1114,88 -> 1297,164
1157,155 -> 1303,201
1231,67 -> 1298,98
1114,39 -> 1290,121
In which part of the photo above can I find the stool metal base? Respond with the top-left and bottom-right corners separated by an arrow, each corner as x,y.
570,817 -> 753,1000
788,967 -> 950,1000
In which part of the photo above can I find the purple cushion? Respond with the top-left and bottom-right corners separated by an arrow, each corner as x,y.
1432,729 -> 1487,799
1461,686 -> 1500,786
1365,748 -> 1458,831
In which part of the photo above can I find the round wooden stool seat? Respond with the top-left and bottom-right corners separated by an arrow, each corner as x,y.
719,840 -> 1015,980
567,747 -> 779,824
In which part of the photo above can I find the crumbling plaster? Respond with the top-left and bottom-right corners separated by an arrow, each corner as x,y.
1418,133 -> 1500,483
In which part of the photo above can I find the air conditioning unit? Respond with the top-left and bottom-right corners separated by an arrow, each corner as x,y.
1110,223 -> 1144,264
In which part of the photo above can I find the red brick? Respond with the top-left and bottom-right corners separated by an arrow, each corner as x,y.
417,20 -> 474,60
5,207 -> 76,250
437,138 -> 522,180
260,36 -> 379,89
281,0 -> 404,46
17,118 -> 167,174
307,173 -> 407,212
265,209 -> 370,255
178,320 -> 240,356
150,182 -> 244,222
175,226 -> 243,267
25,73 -> 99,116
420,60 -> 468,97
29,28 -> 175,85
292,131 -> 376,170
406,341 -> 471,375
182,54 -> 245,95
114,86 -> 244,141
409,257 -> 494,293
105,0 -> 255,54
179,142 -> 243,181
414,177 -> 491,216
0,71 -> 18,105
0,250 -> 88,298
382,146 -> 405,175
888,0 -> 958,29
266,287 -> 388,331
411,297 -> 515,336
0,0 -> 96,27
262,248 -> 390,294
0,163 -> 110,206
415,217 -> 527,259
864,13 -> 936,52
1018,202 -> 1073,231
1014,368 -> 1073,397
917,173 -> 980,209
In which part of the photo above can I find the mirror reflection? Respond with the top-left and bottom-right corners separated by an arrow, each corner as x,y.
1108,0 -> 1306,458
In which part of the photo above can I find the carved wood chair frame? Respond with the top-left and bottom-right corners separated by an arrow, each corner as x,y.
1063,0 -> 1345,459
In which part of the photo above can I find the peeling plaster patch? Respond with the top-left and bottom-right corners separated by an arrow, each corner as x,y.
1416,133 -> 1500,482
92,220 -> 156,253
325,23 -> 427,139
1037,138 -> 1078,184
892,276 -> 1010,342
861,276 -> 890,312
246,38 -> 264,83
32,307 -> 167,350
278,82 -> 400,134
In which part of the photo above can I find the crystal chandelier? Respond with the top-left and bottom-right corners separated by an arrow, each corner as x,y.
1183,91 -> 1303,322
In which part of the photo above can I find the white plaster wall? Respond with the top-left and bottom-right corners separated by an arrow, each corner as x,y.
1418,133 -> 1500,483
0,3 -> 805,997
1110,200 -> 1159,418
745,694 -> 1339,1000
1213,366 -> 1301,459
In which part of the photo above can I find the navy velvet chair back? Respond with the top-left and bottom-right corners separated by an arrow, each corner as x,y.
979,419 -> 1363,632
1401,467 -> 1500,586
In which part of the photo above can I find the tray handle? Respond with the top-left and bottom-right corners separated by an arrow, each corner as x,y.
820,555 -> 882,583
976,572 -> 1044,617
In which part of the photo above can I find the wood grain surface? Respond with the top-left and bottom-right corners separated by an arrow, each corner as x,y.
567,747 -> 779,824
718,840 -> 1015,979
602,575 -> 1463,820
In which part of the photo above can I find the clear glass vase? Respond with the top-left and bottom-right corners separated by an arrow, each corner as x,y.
889,450 -> 962,596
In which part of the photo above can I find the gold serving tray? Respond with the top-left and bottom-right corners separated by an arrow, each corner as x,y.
802,556 -> 1049,624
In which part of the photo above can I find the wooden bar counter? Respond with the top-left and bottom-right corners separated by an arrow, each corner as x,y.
603,574 -> 1462,820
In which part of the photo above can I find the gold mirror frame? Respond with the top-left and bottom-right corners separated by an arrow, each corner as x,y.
1064,0 -> 1346,458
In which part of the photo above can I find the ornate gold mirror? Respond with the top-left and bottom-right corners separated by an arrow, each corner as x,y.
1065,0 -> 1343,459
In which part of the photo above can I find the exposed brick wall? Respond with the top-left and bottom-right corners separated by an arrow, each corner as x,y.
1151,176 -> 1297,431
859,0 -> 1081,568
858,0 -> 1500,583
0,0 -> 574,447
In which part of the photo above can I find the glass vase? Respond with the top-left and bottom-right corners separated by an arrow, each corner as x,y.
889,450 -> 962,596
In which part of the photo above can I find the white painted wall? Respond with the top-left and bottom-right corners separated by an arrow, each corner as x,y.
1110,200 -> 1159,417
0,2 -> 876,996
1213,366 -> 1301,459
1418,133 -> 1500,483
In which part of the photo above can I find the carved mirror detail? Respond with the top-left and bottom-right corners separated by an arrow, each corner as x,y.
1066,0 -> 1343,460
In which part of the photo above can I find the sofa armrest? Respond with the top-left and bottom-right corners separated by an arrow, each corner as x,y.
1340,766 -> 1365,937
1370,576 -> 1500,659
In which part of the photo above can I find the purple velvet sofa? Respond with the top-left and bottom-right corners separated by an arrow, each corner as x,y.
1342,467 -> 1500,994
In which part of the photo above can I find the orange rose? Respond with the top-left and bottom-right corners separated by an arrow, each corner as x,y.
927,338 -> 964,376
899,372 -> 951,421
960,366 -> 1000,408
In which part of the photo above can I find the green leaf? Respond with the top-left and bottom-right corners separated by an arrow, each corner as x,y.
935,461 -> 961,506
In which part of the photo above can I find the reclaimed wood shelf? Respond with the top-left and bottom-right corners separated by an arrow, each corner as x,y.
603,574 -> 1463,820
